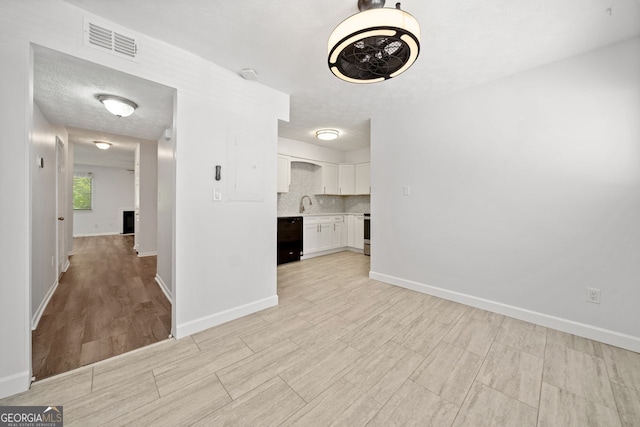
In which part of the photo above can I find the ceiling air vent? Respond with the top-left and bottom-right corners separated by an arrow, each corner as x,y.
84,19 -> 139,62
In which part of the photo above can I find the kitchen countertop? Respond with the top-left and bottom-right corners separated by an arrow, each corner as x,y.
278,212 -> 366,218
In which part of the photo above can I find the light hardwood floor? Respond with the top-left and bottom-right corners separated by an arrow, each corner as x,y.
32,235 -> 171,380
4,251 -> 639,426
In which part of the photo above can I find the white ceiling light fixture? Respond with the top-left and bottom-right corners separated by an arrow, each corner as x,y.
328,0 -> 420,83
239,68 -> 259,80
96,94 -> 138,117
316,129 -> 340,141
93,141 -> 113,150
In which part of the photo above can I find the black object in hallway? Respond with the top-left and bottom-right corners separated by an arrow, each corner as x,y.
123,210 -> 135,234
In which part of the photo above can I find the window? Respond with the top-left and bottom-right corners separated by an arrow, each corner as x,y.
73,173 -> 93,210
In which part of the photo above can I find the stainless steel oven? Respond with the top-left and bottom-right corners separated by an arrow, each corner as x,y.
363,213 -> 370,256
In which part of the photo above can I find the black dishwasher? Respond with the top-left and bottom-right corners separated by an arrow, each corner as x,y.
277,216 -> 303,265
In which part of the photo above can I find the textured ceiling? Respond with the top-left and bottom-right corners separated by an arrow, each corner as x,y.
33,45 -> 174,167
60,0 -> 640,151
69,127 -> 149,170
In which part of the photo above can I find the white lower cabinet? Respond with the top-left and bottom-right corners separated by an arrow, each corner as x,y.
319,222 -> 333,251
332,218 -> 345,247
303,216 -> 345,255
353,215 -> 364,250
303,215 -> 365,256
303,222 -> 320,254
346,215 -> 355,247
343,214 -> 365,250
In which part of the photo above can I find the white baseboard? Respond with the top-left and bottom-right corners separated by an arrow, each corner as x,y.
155,275 -> 172,303
370,271 -> 640,353
63,258 -> 70,272
0,370 -> 30,400
73,232 -> 120,237
31,279 -> 59,330
176,295 -> 278,338
137,251 -> 157,258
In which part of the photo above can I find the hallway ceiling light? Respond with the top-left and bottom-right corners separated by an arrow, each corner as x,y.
328,0 -> 420,83
93,141 -> 113,150
316,129 -> 340,141
96,94 -> 138,117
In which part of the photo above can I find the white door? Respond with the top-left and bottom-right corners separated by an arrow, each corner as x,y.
56,137 -> 66,278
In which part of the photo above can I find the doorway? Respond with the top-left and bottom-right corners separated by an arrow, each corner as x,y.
31,45 -> 177,380
56,136 -> 66,279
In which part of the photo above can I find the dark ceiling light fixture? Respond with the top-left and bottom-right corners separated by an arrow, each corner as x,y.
96,94 -> 138,117
328,0 -> 421,83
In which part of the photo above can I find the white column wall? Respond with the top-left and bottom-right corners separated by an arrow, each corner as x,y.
31,103 -> 68,328
136,142 -> 158,256
157,129 -> 176,311
0,37 -> 32,398
0,0 -> 288,398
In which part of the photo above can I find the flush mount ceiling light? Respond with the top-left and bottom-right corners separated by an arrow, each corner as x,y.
328,0 -> 420,83
93,141 -> 112,150
239,68 -> 259,80
316,129 -> 340,141
96,94 -> 138,117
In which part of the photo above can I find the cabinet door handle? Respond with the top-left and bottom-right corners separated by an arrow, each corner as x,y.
324,186 -> 326,193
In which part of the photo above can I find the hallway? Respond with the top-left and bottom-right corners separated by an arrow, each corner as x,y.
32,235 -> 171,380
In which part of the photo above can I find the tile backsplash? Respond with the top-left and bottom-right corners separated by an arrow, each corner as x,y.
344,195 -> 371,214
277,162 -> 370,216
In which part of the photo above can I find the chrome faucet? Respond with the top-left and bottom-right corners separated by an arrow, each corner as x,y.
299,195 -> 312,213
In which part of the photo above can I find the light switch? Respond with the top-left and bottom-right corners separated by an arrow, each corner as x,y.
213,188 -> 222,201
403,185 -> 411,196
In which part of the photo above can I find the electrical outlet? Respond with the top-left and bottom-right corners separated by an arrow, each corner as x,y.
587,288 -> 601,304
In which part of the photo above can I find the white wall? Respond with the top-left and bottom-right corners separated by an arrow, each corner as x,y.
73,164 -> 135,236
371,37 -> 640,351
136,142 -> 158,256
343,147 -> 371,164
0,35 -> 31,399
0,0 -> 288,398
157,129 -> 176,307
278,137 -> 343,163
31,103 -> 68,329
67,142 -> 75,255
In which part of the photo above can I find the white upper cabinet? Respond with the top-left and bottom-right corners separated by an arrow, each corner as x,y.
277,155 -> 291,193
338,164 -> 355,195
355,162 -> 371,195
315,162 -> 339,195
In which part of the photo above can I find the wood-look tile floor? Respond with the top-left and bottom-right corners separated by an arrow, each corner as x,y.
6,251 -> 639,426
31,235 -> 171,380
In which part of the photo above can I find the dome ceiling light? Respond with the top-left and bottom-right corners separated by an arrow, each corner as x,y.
93,141 -> 113,150
328,0 -> 420,83
96,94 -> 138,117
316,129 -> 340,141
